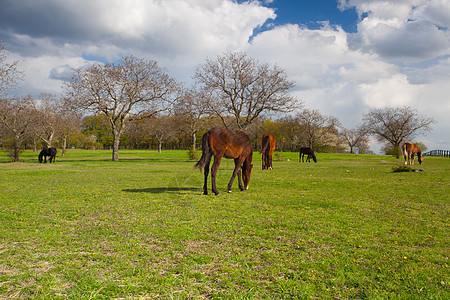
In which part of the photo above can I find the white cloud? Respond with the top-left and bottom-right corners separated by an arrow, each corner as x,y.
344,0 -> 450,61
1,0 -> 449,151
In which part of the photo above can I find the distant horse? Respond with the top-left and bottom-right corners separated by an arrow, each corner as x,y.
402,142 -> 423,165
195,128 -> 253,195
299,147 -> 317,163
38,147 -> 57,163
260,133 -> 276,170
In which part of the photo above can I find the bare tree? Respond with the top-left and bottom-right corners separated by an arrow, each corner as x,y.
340,126 -> 370,154
58,105 -> 81,156
362,106 -> 435,157
31,93 -> 61,147
64,56 -> 182,161
296,109 -> 341,150
194,51 -> 300,130
174,87 -> 210,155
147,115 -> 179,154
0,96 -> 34,161
0,41 -> 23,96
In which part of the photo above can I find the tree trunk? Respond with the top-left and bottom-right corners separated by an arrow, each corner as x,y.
61,136 -> 67,157
112,133 -> 120,161
158,142 -> 162,154
192,131 -> 196,153
14,147 -> 19,162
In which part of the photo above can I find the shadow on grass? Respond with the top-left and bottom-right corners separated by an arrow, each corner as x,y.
123,187 -> 199,194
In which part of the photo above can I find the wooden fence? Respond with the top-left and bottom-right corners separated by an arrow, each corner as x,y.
423,150 -> 450,157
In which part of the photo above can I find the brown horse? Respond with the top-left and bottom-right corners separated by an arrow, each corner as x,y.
195,128 -> 253,195
402,142 -> 423,165
260,133 -> 276,170
299,147 -> 317,163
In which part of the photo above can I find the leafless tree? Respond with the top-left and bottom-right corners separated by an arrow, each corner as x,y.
0,96 -> 34,161
63,56 -> 182,161
147,115 -> 179,154
174,87 -> 211,155
57,105 -> 81,156
31,93 -> 61,147
296,109 -> 341,150
0,41 -> 23,96
194,51 -> 300,130
362,106 -> 435,157
340,126 -> 370,154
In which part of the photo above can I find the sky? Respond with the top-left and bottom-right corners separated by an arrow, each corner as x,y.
1,0 -> 449,153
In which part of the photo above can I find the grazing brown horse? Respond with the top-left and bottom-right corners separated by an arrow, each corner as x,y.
299,147 -> 317,163
260,133 -> 276,170
402,142 -> 423,165
195,128 -> 253,195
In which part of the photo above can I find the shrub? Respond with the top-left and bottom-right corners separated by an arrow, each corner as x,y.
392,165 -> 413,172
187,146 -> 199,160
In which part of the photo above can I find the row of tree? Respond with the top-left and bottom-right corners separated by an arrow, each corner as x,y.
1,41 -> 435,161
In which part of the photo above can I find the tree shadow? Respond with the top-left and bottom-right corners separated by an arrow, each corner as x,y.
122,187 -> 200,194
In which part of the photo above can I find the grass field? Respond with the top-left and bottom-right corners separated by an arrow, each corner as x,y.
0,149 -> 448,299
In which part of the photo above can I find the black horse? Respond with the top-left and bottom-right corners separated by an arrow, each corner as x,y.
299,147 -> 317,163
38,147 -> 57,163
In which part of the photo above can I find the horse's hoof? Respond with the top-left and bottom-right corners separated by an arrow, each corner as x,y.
227,190 -> 232,193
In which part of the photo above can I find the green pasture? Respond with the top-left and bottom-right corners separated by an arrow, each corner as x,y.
0,149 -> 448,299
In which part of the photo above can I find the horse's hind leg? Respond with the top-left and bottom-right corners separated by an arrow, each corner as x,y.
202,159 -> 211,195
211,156 -> 222,196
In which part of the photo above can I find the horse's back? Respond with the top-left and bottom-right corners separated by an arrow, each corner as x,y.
262,133 -> 276,153
269,134 -> 276,152
208,128 -> 251,159
402,142 -> 420,154
300,147 -> 312,154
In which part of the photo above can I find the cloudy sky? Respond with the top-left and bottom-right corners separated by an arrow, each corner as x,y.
1,0 -> 449,153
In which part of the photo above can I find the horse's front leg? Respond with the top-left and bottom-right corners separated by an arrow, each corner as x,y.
227,158 -> 243,193
236,169 -> 244,191
410,153 -> 415,165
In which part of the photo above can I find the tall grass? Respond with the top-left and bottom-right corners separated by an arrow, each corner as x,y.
0,149 -> 448,299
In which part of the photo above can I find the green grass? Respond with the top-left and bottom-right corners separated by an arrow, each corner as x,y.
0,149 -> 448,299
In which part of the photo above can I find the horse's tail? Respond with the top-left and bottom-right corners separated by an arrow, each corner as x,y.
194,132 -> 211,170
38,150 -> 43,163
401,143 -> 407,157
260,135 -> 269,154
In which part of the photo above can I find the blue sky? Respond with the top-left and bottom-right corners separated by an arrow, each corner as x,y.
260,0 -> 359,32
1,0 -> 449,152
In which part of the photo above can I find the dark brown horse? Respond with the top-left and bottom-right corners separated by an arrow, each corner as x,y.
195,128 -> 253,195
260,133 -> 276,170
402,142 -> 423,165
299,147 -> 317,163
38,147 -> 57,163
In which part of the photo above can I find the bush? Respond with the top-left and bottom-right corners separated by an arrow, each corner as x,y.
187,146 -> 199,160
392,165 -> 413,172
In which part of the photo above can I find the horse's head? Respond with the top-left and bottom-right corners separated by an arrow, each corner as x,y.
312,155 -> 317,163
418,152 -> 423,164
